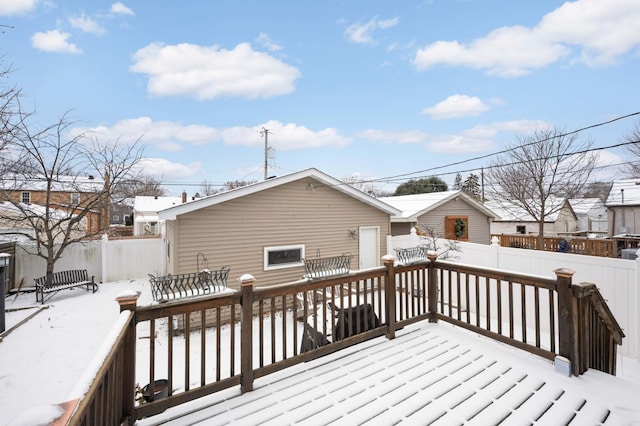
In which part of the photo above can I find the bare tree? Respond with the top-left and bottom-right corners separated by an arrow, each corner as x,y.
0,110 -> 144,274
623,121 -> 640,177
199,179 -> 218,196
486,127 -> 596,250
113,174 -> 166,199
416,225 -> 460,260
341,174 -> 382,197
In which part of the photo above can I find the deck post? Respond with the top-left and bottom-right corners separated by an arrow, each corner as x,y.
115,291 -> 140,425
427,251 -> 438,323
239,274 -> 255,393
555,268 -> 577,376
383,255 -> 396,340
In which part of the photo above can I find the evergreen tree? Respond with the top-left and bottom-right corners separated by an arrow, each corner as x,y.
394,176 -> 448,195
461,173 -> 481,199
453,173 -> 462,190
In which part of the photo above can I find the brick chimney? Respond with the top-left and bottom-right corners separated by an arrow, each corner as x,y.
182,190 -> 187,203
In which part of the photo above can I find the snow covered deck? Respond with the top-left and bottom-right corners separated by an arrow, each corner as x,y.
137,321 -> 639,425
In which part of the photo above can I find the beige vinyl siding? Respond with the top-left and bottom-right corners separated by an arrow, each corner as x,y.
390,222 -> 412,236
415,198 -> 491,245
173,177 -> 390,289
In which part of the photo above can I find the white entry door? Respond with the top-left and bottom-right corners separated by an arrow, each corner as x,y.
359,226 -> 380,270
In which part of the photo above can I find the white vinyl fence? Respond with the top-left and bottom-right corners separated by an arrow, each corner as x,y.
389,230 -> 640,361
12,235 -> 166,289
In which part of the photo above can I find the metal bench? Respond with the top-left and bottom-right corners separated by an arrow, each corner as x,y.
394,246 -> 428,265
34,269 -> 98,304
148,266 -> 230,302
303,254 -> 351,279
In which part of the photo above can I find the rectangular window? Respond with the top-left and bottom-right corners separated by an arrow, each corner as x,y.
71,193 -> 80,205
264,244 -> 305,271
516,225 -> 526,234
112,215 -> 120,223
21,192 -> 30,204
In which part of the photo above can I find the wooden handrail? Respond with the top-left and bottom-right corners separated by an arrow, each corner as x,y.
67,255 -> 625,424
491,234 -> 618,258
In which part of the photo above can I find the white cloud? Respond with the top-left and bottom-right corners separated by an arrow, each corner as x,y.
223,120 -> 351,150
69,117 -> 348,153
413,0 -> 640,76
135,157 -> 203,180
130,42 -> 301,99
359,129 -> 428,144
422,95 -> 491,120
345,16 -> 399,45
70,117 -> 223,150
0,0 -> 36,16
31,30 -> 82,54
255,33 -> 283,52
537,0 -> 640,66
68,14 -> 106,35
110,2 -> 134,16
360,119 -> 552,155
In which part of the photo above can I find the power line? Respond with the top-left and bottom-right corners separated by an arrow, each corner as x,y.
377,111 -> 640,183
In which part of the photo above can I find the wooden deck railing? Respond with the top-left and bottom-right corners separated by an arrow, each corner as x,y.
66,254 -> 625,424
492,234 -> 618,258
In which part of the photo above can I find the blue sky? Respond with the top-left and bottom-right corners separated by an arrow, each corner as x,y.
1,0 -> 639,195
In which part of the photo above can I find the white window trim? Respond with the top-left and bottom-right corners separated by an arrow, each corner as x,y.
21,192 -> 30,204
264,244 -> 305,271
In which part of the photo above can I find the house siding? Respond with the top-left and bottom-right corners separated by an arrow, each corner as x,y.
608,206 -> 640,235
172,177 -> 390,289
415,198 -> 491,244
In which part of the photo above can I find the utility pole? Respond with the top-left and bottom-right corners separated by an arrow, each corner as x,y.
260,127 -> 270,180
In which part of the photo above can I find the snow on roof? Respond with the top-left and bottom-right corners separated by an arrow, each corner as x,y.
158,168 -> 401,220
484,198 -> 570,222
568,198 -> 603,215
133,196 -> 186,213
0,174 -> 105,193
606,179 -> 640,206
378,190 -> 495,222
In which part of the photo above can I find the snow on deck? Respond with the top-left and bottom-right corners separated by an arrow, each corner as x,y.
137,322 -> 640,425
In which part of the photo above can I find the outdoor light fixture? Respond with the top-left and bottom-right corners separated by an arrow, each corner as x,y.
348,229 -> 358,240
0,252 -> 10,334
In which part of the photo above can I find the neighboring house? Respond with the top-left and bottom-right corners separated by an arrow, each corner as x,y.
568,198 -> 608,233
133,193 -> 197,236
0,174 -> 107,235
378,190 -> 496,244
606,179 -> 640,235
110,198 -> 134,226
486,198 -> 578,236
158,168 -> 401,289
0,201 -> 88,243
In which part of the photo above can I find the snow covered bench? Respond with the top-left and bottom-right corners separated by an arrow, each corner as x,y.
34,269 -> 98,304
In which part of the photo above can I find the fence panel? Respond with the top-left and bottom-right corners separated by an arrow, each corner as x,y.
11,237 -> 166,290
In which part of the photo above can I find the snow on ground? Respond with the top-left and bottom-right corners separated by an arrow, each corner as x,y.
1,278 -> 639,425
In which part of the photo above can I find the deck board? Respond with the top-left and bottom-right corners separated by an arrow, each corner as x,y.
137,322 -> 639,425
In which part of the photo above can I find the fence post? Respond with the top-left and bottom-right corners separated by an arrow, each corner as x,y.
555,268 -> 577,375
427,251 -> 438,323
115,291 -> 140,425
239,274 -> 255,393
383,255 -> 396,340
101,233 -> 108,284
490,236 -> 500,269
